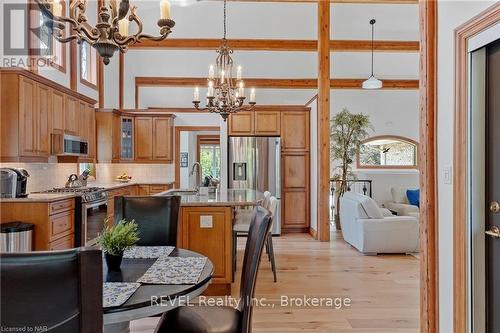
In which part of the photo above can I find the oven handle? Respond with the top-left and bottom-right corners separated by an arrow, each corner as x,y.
83,199 -> 108,209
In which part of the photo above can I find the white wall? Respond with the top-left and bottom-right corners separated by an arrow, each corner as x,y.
437,1 -> 497,332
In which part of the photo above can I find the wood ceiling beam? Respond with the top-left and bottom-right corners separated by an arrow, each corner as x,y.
129,38 -> 419,52
211,0 -> 418,4
135,77 -> 419,89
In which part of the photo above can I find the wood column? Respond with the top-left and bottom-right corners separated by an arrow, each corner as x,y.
419,0 -> 438,332
317,0 -> 330,242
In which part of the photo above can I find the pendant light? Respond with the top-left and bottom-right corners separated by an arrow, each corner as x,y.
362,19 -> 382,90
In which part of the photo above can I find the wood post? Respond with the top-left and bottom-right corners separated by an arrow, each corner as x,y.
317,0 -> 330,242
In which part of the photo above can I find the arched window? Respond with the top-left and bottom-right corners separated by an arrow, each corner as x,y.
357,136 -> 418,169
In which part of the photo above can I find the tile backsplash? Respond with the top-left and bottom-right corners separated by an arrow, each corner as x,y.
0,163 -> 78,192
94,164 -> 174,184
1,163 -> 175,193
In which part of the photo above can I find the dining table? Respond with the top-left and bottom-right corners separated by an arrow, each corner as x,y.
103,248 -> 214,333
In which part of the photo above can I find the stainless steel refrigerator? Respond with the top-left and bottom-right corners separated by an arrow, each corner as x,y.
228,137 -> 281,235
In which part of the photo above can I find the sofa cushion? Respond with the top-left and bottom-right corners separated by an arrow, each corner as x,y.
391,187 -> 410,204
406,189 -> 420,207
358,195 -> 384,219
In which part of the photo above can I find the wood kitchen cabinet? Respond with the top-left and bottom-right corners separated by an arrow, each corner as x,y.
281,111 -> 310,151
282,152 -> 310,232
135,115 -> 174,163
134,117 -> 153,161
51,89 -> 65,134
18,76 -> 38,157
228,112 -> 254,135
78,102 -> 96,161
228,110 -> 281,136
0,199 -> 76,251
96,110 -> 121,163
64,95 -> 78,135
255,111 -> 281,135
0,68 -> 96,162
178,206 -> 232,294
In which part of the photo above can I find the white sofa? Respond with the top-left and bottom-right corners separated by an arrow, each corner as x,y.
385,187 -> 420,216
340,192 -> 420,254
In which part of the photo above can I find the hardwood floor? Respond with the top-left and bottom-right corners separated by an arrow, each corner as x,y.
131,232 -> 419,333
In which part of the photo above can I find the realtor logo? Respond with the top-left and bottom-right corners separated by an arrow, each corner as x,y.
3,3 -> 54,57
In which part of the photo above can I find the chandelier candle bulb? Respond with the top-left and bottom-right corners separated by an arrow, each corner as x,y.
52,0 -> 62,17
208,81 -> 214,97
238,81 -> 245,97
209,65 -> 215,79
221,70 -> 225,83
194,87 -> 200,102
118,18 -> 129,37
160,0 -> 171,20
250,89 -> 256,103
237,66 -> 242,80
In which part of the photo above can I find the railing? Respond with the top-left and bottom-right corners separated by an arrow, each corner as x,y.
329,179 -> 373,223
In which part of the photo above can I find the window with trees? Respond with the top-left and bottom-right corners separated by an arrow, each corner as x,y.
357,136 -> 418,169
197,135 -> 221,180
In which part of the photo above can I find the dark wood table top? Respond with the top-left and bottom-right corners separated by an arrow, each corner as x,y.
103,248 -> 213,314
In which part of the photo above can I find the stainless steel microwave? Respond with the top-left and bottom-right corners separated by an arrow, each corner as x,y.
51,134 -> 88,156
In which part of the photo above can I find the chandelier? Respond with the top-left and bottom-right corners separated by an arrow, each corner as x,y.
35,0 -> 175,65
192,0 -> 256,121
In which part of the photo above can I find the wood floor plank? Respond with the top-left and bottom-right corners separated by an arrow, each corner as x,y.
130,232 -> 419,332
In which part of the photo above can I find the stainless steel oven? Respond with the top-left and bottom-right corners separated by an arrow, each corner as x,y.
82,198 -> 107,246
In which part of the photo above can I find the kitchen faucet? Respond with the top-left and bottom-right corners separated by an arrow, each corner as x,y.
190,162 -> 203,192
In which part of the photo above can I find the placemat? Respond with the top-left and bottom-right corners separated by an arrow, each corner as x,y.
123,246 -> 175,259
103,282 -> 141,308
137,257 -> 207,285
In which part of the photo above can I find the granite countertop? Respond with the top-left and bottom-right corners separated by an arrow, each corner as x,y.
0,181 -> 175,203
0,193 -> 79,203
157,189 -> 264,207
87,181 -> 175,191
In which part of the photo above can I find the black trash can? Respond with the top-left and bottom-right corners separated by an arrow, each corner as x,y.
0,221 -> 34,252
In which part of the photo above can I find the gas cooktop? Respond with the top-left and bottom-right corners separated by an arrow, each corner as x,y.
35,187 -> 107,203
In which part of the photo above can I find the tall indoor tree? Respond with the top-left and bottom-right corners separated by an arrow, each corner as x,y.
330,108 -> 373,228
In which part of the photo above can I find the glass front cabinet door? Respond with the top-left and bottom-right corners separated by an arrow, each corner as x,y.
121,117 -> 134,160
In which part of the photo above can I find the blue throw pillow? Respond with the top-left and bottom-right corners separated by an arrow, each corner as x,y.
406,189 -> 420,207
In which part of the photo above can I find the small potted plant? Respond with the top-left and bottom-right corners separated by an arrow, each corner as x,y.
97,219 -> 139,271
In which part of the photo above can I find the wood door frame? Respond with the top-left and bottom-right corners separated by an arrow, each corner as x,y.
453,3 -> 500,333
174,126 -> 220,189
419,1 -> 438,332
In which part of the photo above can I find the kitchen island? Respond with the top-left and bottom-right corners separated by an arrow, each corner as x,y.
158,189 -> 264,295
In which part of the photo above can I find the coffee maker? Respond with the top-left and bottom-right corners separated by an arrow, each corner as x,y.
0,168 -> 29,198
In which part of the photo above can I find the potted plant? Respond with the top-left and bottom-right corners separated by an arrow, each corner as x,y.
97,219 -> 139,271
330,108 -> 372,229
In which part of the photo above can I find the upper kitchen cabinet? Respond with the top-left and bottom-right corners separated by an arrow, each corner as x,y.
281,111 -> 310,151
96,110 -> 174,163
228,110 -> 281,136
64,95 -> 78,135
254,111 -> 281,136
152,117 -> 174,162
134,117 -> 153,161
135,115 -> 175,163
96,109 -> 121,163
0,68 -> 96,162
228,112 -> 254,135
51,89 -> 65,134
78,102 -> 96,162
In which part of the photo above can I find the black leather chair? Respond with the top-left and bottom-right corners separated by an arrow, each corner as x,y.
114,195 -> 181,246
0,248 -> 102,333
154,206 -> 273,333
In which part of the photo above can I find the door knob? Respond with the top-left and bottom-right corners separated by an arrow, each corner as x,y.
490,201 -> 500,214
486,225 -> 500,238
